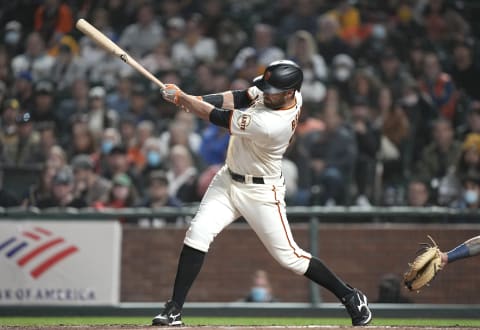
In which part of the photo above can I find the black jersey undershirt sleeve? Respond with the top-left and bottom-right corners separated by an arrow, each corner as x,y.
232,89 -> 251,108
202,94 -> 223,107
202,90 -> 250,109
209,107 -> 232,129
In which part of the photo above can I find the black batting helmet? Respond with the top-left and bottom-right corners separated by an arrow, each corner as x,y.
253,60 -> 303,94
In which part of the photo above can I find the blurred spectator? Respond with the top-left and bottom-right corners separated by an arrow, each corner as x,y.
234,23 -> 284,70
355,22 -> 389,66
398,79 -> 438,164
0,48 -> 11,85
22,163 -> 56,207
38,121 -> 58,160
139,137 -> 165,193
99,127 -> 121,158
165,16 -> 186,44
55,78 -> 89,142
454,133 -> 480,181
50,36 -> 87,93
418,52 -> 459,120
34,0 -> 73,50
127,83 -> 156,124
106,75 -> 132,114
450,41 -> 480,101
45,144 -> 67,171
286,30 -> 327,104
126,119 -> 153,172
68,120 -> 97,159
0,98 -> 21,145
95,127 -> 121,173
374,273 -> 412,303
316,14 -> 352,65
166,144 -> 199,204
3,20 -> 24,57
104,0 -> 136,35
406,38 -> 427,79
36,166 -> 86,209
329,54 -> 356,102
415,118 -> 462,205
378,92 -> 411,205
11,32 -> 54,82
2,112 -> 43,166
137,170 -> 182,228
31,80 -> 60,128
118,3 -> 164,58
72,154 -> 111,206
171,13 -> 217,69
282,158 -> 300,205
326,0 -> 362,46
159,111 -> 202,158
348,69 -> 380,110
214,20 -> 247,62
140,40 -> 174,74
278,0 -> 318,42
406,179 -> 432,207
420,0 -> 469,45
198,124 -> 229,166
350,97 -> 381,206
12,71 -> 34,111
450,174 -> 480,209
456,102 -> 480,139
196,164 -> 222,199
85,86 -> 118,140
376,47 -> 414,100
94,172 -> 137,210
244,269 -> 276,303
306,110 -> 356,206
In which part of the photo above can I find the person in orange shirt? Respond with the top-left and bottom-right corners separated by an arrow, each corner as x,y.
34,0 -> 73,49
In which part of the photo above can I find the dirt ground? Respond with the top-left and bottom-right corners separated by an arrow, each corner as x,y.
2,326 -> 479,330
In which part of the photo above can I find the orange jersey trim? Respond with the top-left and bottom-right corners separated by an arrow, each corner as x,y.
272,185 -> 311,260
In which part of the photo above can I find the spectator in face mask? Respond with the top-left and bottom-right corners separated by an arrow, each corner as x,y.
244,269 -> 276,302
329,53 -> 355,101
451,174 -> 480,209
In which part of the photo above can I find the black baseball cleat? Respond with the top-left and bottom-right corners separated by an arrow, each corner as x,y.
341,288 -> 372,326
152,300 -> 183,326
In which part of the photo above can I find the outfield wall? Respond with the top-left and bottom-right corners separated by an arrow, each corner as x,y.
121,223 -> 480,304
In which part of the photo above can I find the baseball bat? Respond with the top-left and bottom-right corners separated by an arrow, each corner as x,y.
75,18 -> 165,89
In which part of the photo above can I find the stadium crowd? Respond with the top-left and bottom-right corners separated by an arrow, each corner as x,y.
1,0 -> 480,214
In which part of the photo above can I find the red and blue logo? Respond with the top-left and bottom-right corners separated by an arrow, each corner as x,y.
0,226 -> 79,279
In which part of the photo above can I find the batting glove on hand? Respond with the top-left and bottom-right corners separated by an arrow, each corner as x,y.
161,84 -> 182,105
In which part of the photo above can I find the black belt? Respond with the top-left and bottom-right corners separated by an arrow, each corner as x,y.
228,169 -> 265,184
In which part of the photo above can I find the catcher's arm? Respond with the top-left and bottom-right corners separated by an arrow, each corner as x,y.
443,235 -> 480,267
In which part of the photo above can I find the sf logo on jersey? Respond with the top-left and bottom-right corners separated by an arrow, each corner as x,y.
238,114 -> 252,131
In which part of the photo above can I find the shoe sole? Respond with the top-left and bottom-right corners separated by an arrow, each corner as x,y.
152,318 -> 183,326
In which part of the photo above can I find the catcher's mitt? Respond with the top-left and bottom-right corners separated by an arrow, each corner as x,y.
403,235 -> 443,292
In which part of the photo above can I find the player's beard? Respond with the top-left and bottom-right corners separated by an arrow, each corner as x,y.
263,94 -> 286,110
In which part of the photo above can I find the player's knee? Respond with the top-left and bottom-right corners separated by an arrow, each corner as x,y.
276,255 -> 310,275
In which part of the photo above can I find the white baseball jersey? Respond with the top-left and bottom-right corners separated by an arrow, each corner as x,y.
226,86 -> 301,177
184,86 -> 312,275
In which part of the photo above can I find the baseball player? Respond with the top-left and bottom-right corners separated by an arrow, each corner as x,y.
440,235 -> 480,268
152,60 -> 372,327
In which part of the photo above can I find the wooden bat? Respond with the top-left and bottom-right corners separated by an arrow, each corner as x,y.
75,18 -> 165,89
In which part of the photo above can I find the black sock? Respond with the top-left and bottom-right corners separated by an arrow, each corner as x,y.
171,245 -> 206,309
304,257 -> 352,300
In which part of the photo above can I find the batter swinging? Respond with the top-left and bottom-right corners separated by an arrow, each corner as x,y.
153,60 -> 372,327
